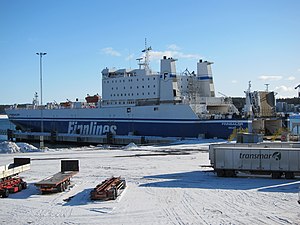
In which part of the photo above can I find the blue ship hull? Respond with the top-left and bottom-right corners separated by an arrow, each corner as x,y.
11,117 -> 251,139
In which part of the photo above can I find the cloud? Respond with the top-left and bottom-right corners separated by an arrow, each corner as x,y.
147,50 -> 202,61
274,85 -> 299,98
274,85 -> 294,92
258,75 -> 283,81
167,44 -> 181,51
287,76 -> 296,81
125,53 -> 135,61
231,80 -> 238,84
102,47 -> 121,57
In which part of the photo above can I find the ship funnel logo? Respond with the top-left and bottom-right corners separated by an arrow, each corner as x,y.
272,152 -> 281,161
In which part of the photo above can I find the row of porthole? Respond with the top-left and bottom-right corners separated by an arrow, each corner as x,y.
111,85 -> 156,90
110,92 -> 156,97
104,100 -> 136,105
104,77 -> 197,84
109,85 -> 190,91
104,77 -> 157,84
104,102 -> 160,108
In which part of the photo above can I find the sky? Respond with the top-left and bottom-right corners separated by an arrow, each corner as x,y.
0,0 -> 300,104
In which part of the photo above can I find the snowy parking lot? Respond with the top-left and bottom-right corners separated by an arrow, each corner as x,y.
0,141 -> 300,224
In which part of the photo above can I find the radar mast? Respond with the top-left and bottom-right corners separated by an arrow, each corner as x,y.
139,38 -> 152,70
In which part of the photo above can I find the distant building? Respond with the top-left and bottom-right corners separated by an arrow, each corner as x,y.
289,114 -> 300,135
276,98 -> 300,113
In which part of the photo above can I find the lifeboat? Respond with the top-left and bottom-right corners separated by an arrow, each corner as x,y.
85,94 -> 100,103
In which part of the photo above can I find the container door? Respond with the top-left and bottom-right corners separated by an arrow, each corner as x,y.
215,148 -> 225,169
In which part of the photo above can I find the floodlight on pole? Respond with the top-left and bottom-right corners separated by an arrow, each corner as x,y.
36,52 -> 47,149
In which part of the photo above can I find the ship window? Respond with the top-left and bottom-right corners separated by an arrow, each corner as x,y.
142,93 -> 144,95
112,87 -> 114,90
124,93 -> 126,96
153,92 -> 156,95
154,107 -> 158,111
148,92 -> 150,95
107,81 -> 109,83
137,86 -> 139,89
124,87 -> 126,89
148,85 -> 150,88
148,78 -> 150,81
130,86 -> 132,89
153,77 -> 155,80
121,94 -> 123,96
127,108 -> 131,113
137,79 -> 139,81
117,94 -> 119,96
142,78 -> 144,81
142,86 -> 144,88
153,85 -> 155,88
137,93 -> 139,96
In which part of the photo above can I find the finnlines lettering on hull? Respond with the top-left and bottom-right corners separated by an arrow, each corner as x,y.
68,122 -> 117,135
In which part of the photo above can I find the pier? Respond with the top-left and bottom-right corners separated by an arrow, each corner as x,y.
7,130 -> 176,146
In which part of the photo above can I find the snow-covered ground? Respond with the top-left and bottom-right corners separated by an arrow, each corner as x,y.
0,140 -> 300,225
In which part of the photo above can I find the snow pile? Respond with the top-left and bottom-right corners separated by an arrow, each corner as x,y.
0,141 -> 40,153
0,141 -> 20,153
17,142 -> 40,152
123,142 -> 139,150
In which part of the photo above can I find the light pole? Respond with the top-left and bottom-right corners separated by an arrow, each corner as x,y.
36,52 -> 47,149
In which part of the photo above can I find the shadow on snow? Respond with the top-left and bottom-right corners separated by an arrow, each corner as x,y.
139,171 -> 300,193
7,183 -> 40,199
63,188 -> 94,206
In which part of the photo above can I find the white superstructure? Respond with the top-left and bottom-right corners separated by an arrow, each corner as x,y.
100,46 -> 238,119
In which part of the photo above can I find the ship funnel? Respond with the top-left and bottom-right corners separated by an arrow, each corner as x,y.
160,56 -> 177,75
197,60 -> 215,97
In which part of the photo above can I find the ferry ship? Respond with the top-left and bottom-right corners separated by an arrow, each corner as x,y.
5,46 -> 252,139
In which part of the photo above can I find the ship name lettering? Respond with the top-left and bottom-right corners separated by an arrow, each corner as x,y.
221,122 -> 243,126
68,122 -> 117,135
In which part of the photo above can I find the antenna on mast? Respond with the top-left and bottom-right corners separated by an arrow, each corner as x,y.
141,38 -> 152,70
265,83 -> 270,92
247,81 -> 251,92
